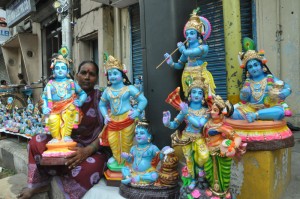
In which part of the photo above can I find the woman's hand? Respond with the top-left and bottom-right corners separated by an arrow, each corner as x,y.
164,53 -> 174,66
65,146 -> 92,169
162,111 -> 171,127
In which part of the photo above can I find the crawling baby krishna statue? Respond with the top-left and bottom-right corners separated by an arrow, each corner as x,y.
41,47 -> 87,158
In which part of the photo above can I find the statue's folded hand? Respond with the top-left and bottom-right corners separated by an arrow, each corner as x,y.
42,107 -> 51,115
73,99 -> 83,107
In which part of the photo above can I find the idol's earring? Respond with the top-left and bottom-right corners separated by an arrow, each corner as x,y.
263,66 -> 267,73
188,95 -> 191,102
198,37 -> 202,44
107,81 -> 111,85
123,78 -> 126,83
246,71 -> 250,78
202,99 -> 205,105
67,74 -> 70,78
148,138 -> 151,143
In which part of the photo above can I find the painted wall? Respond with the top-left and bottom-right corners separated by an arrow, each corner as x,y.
256,0 -> 300,126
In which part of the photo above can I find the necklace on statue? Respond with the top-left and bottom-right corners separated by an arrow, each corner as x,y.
52,80 -> 69,98
250,78 -> 267,101
107,86 -> 129,114
134,144 -> 151,170
188,107 -> 206,117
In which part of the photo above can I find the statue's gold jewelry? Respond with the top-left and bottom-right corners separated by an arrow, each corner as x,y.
250,78 -> 267,101
107,86 -> 129,113
185,9 -> 203,33
52,80 -> 70,98
188,107 -> 206,117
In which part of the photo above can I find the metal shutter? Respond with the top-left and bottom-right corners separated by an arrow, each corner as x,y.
197,0 -> 252,99
129,4 -> 143,80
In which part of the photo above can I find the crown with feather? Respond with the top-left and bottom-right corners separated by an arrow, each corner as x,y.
238,37 -> 267,69
50,46 -> 72,69
186,75 -> 208,95
103,55 -> 127,74
185,7 -> 204,34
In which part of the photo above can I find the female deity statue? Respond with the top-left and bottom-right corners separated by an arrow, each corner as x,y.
163,7 -> 215,97
121,120 -> 170,186
162,77 -> 210,189
203,95 -> 246,198
41,47 -> 87,145
99,55 -> 148,170
231,40 -> 292,123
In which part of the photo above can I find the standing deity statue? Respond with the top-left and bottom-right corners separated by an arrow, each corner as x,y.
99,55 -> 148,170
231,38 -> 292,123
41,47 -> 87,157
163,77 -> 210,190
163,7 -> 215,97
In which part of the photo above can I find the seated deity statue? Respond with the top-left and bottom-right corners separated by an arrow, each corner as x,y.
231,38 -> 292,123
163,7 -> 215,97
163,77 -> 210,190
121,120 -> 171,186
203,95 -> 246,198
41,47 -> 87,157
99,55 -> 148,171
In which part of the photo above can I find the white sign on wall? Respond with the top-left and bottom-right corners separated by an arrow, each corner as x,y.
0,9 -> 10,44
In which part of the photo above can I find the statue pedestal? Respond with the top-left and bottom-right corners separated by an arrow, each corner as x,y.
225,119 -> 294,199
104,169 -> 122,187
119,183 -> 180,199
41,141 -> 77,165
235,148 -> 292,199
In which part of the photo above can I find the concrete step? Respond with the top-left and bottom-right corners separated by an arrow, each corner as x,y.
0,138 -> 64,199
0,173 -> 49,199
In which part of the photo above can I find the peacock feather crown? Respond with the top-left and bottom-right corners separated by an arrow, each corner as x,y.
50,46 -> 72,69
238,37 -> 267,68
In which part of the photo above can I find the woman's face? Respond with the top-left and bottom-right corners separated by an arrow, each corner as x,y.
190,88 -> 204,103
76,63 -> 98,93
107,68 -> 123,85
210,104 -> 221,119
135,126 -> 150,145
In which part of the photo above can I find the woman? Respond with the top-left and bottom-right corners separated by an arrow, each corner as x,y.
17,61 -> 110,199
162,77 -> 209,189
203,95 -> 245,198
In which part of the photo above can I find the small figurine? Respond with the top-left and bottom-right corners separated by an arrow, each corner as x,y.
121,120 -> 171,186
232,38 -> 292,122
163,77 -> 210,190
41,47 -> 87,157
163,7 -> 215,97
99,55 -> 148,171
203,95 -> 246,198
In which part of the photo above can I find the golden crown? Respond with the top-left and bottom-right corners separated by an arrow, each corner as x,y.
185,8 -> 203,33
187,76 -> 208,94
104,55 -> 125,71
52,55 -> 72,67
212,95 -> 232,114
239,50 -> 267,68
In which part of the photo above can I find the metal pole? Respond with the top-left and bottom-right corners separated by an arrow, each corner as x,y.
61,0 -> 73,71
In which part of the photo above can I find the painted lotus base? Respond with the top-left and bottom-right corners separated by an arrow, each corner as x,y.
42,141 -> 77,157
225,119 -> 294,151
